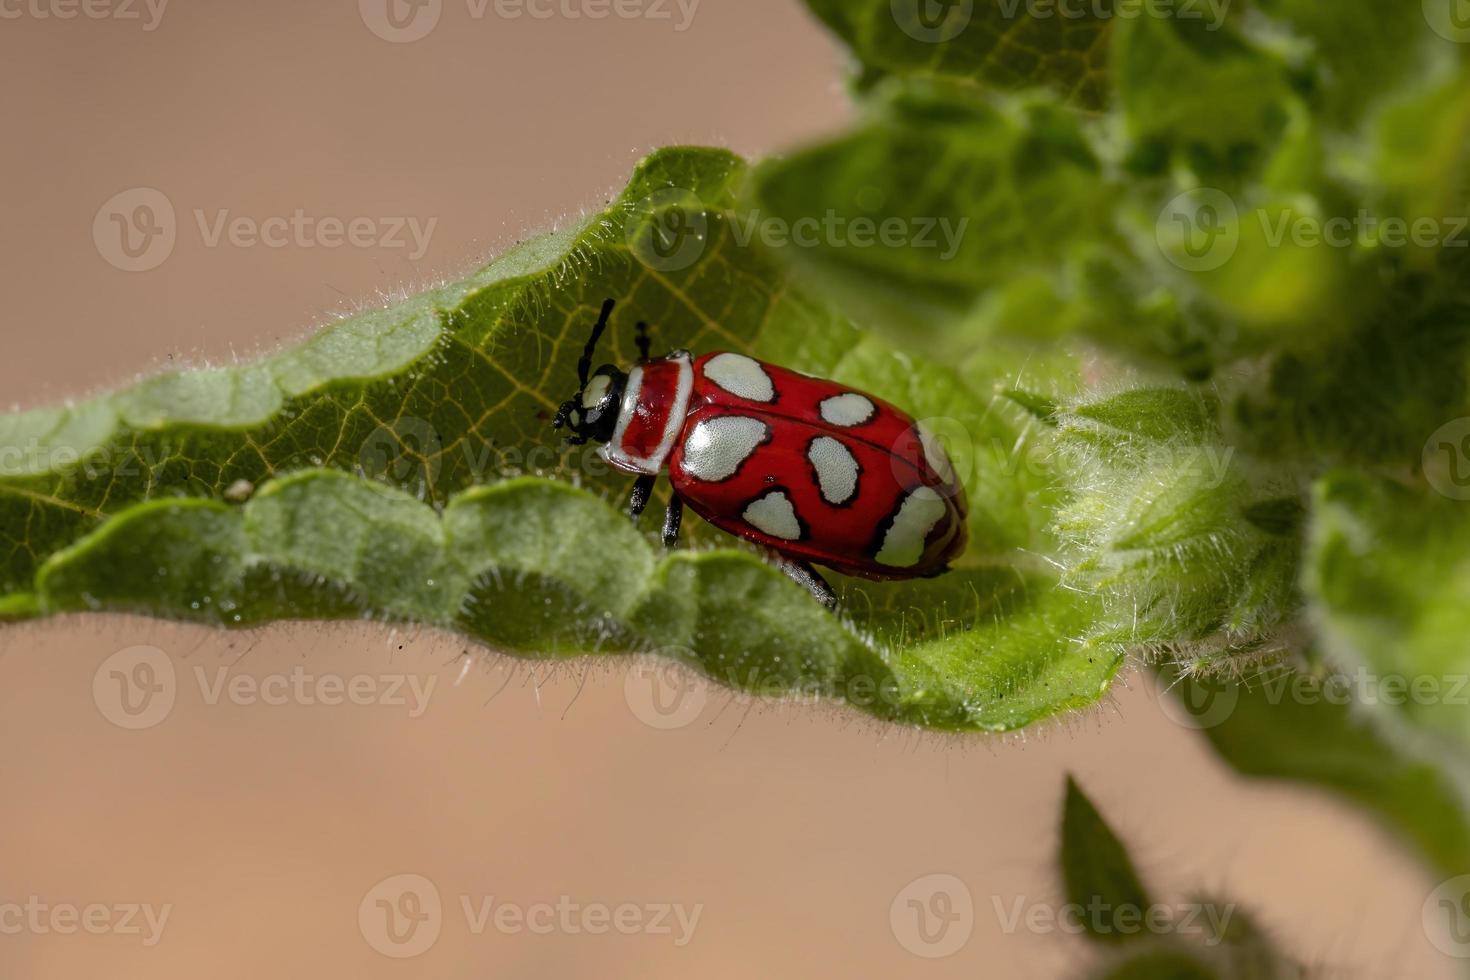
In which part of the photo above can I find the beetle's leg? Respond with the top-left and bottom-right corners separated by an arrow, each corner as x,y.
635,321 -> 652,362
661,493 -> 684,549
627,474 -> 657,523
773,558 -> 838,609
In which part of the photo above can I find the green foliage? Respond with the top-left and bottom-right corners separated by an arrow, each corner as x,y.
803,0 -> 1113,108
1061,775 -> 1153,945
1164,662 -> 1470,879
1061,778 -> 1304,979
1306,474 -> 1470,787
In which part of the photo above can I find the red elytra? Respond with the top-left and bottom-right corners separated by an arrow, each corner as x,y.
551,300 -> 968,605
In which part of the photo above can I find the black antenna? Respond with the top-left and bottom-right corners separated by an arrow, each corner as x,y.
578,298 -> 616,387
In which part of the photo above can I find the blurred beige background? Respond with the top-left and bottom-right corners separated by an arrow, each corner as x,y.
0,1 -> 1455,977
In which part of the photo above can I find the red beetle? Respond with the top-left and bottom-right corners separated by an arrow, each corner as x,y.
552,299 -> 968,606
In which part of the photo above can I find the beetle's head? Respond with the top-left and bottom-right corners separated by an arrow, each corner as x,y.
551,298 -> 626,446
552,363 -> 627,446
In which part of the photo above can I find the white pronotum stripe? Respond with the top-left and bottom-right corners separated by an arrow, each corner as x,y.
743,490 -> 801,540
875,487 -> 947,567
599,353 -> 694,474
818,393 -> 876,427
703,352 -> 775,402
807,436 -> 859,505
680,415 -> 767,482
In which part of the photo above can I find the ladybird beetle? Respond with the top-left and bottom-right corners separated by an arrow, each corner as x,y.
552,299 -> 968,606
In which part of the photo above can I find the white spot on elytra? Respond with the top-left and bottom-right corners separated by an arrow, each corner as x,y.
819,393 -> 876,428
704,353 -> 775,402
680,415 -> 767,482
875,487 -> 947,567
743,490 -> 801,540
807,436 -> 859,505
916,424 -> 957,485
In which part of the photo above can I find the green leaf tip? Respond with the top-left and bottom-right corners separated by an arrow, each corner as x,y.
1060,775 -> 1154,946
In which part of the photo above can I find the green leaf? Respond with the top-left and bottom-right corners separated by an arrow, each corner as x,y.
1,146 -> 1137,733
1050,386 -> 1301,646
749,79 -> 1112,344
1254,0 -> 1464,127
1111,11 -> 1292,178
802,0 -> 1113,108
1233,303 -> 1470,467
1088,950 -> 1220,980
1060,775 -> 1154,945
1164,663 -> 1470,878
1306,472 -> 1470,770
